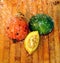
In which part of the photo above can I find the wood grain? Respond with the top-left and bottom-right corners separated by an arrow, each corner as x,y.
48,0 -> 56,63
53,4 -> 60,63
0,0 -> 60,63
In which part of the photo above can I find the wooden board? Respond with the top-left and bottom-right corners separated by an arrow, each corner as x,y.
0,0 -> 60,63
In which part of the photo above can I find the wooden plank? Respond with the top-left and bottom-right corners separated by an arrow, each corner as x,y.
48,31 -> 56,63
0,34 -> 4,63
57,4 -> 60,62
32,50 -> 39,63
0,2 -> 4,63
15,42 -> 21,63
48,0 -> 56,63
53,4 -> 60,63
38,36 -> 44,63
20,42 -> 27,63
3,37 -> 10,63
43,36 -> 49,63
10,43 -> 16,63
0,5 -> 4,62
57,5 -> 60,63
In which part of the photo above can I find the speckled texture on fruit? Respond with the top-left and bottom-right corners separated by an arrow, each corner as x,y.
5,16 -> 29,41
29,14 -> 54,35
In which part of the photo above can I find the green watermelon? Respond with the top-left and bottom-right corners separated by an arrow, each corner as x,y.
29,14 -> 54,35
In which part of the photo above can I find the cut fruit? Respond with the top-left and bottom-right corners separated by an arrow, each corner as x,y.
24,31 -> 39,54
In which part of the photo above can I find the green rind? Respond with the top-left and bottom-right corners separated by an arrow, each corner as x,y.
29,14 -> 54,35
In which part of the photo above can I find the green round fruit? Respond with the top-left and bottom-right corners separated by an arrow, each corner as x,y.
29,14 -> 54,35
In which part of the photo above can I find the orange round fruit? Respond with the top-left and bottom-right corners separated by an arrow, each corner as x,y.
5,13 -> 29,42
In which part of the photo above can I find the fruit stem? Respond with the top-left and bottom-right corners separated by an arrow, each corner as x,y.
16,12 -> 24,18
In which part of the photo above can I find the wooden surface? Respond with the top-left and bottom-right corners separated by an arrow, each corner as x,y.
0,0 -> 60,63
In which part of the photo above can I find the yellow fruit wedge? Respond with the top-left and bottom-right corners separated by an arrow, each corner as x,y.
24,31 -> 39,54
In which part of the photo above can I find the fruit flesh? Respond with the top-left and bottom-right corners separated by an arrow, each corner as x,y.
24,31 -> 39,54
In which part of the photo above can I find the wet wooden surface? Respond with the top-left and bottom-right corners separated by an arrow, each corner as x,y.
0,0 -> 60,63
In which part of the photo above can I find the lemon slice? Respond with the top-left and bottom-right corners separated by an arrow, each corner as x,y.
24,31 -> 39,54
